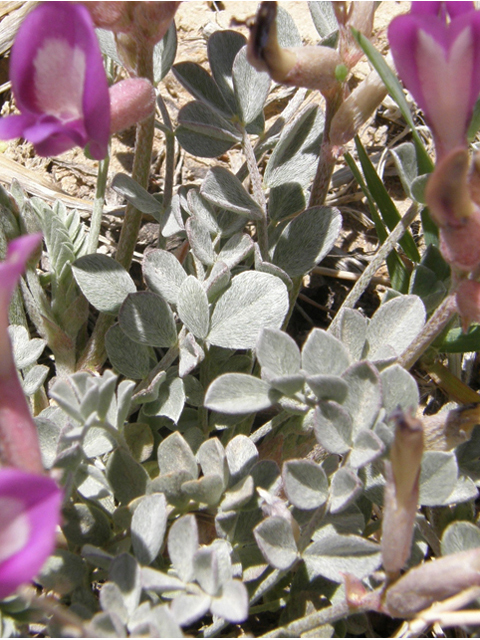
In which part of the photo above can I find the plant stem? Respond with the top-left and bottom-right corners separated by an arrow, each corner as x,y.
329,202 -> 419,334
309,91 -> 343,208
242,128 -> 269,260
87,144 -> 110,254
79,42 -> 156,371
397,292 -> 457,370
156,94 -> 175,214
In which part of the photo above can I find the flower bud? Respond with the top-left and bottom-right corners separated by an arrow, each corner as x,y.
247,2 -> 342,99
330,68 -> 387,146
426,148 -> 480,272
384,547 -> 480,618
109,78 -> 156,133
456,279 -> 480,331
381,410 -> 423,575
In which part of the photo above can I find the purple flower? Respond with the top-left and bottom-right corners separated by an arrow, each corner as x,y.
0,468 -> 61,600
0,234 -> 46,475
388,1 -> 480,159
0,2 -> 110,159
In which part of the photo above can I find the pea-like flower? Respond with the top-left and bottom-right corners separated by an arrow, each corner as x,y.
388,2 -> 480,159
0,468 -> 61,600
0,2 -> 110,159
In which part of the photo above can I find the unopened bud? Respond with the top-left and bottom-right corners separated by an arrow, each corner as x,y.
338,2 -> 376,69
110,78 -> 156,133
330,68 -> 387,146
247,2 -> 342,98
456,280 -> 480,332
384,548 -> 480,618
381,410 -> 423,575
426,148 -> 480,272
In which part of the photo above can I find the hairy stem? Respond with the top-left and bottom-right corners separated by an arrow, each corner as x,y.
330,202 -> 419,334
87,144 -> 110,254
242,128 -> 269,259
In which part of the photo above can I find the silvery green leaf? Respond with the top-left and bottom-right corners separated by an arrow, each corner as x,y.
257,328 -> 301,377
342,362 -> 382,435
445,475 -> 478,504
251,460 -> 281,494
201,167 -> 264,221
36,415 -> 61,470
254,516 -> 299,570
232,46 -> 270,125
364,295 -> 426,361
302,328 -> 351,377
76,464 -> 112,501
99,582 -> 128,625
268,182 -> 306,223
253,243 -> 294,289
217,233 -> 253,270
409,265 -> 447,314
62,503 -> 111,546
131,494 -> 168,565
306,375 -> 348,402
188,188 -> 219,234
109,553 -> 141,617
225,435 -> 258,485
220,475 -> 255,511
419,451 -> 458,506
204,373 -> 279,414
87,611 -> 125,638
171,594 -> 211,627
153,21 -> 177,83
106,448 -> 148,505
177,276 -> 210,340
173,61 -> 231,116
149,604 -> 184,638
208,271 -> 288,349
276,6 -> 302,46
141,567 -> 185,594
22,364 -> 49,396
329,467 -> 363,514
303,530 -> 381,583
308,2 -> 338,41
176,101 -> 240,157
314,401 -> 353,455
208,30 -> 246,113
205,261 -> 231,302
349,430 -> 385,470
82,426 -> 116,459
181,474 -> 225,506
146,375 -> 185,424
269,374 -> 305,396
186,217 -> 216,266
105,324 -> 152,380
329,308 -> 368,361
390,142 -> 417,199
149,470 -> 191,508
158,431 -> 198,479
124,423 -> 154,463
320,503 -> 365,536
143,249 -> 187,305
193,547 -> 219,596
48,379 -> 82,423
197,438 -> 229,486
119,291 -> 177,348
36,549 -> 85,597
271,206 -> 341,277
162,194 -> 185,237
211,579 -> 248,623
283,459 -> 328,510
264,105 -> 324,189
179,332 -> 205,377
72,254 -> 136,315
441,521 -> 480,556
111,173 -> 162,217
168,514 -> 199,582
9,325 -> 45,369
381,365 -> 419,415
96,28 -> 120,64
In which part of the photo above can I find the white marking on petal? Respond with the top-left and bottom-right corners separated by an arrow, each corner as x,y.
0,496 -> 30,563
33,38 -> 86,121
417,27 -> 473,152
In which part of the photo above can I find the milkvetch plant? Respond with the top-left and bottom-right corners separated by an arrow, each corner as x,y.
2,1 -> 480,638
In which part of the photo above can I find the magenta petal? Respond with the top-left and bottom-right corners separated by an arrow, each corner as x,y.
0,114 -> 36,140
0,234 -> 42,308
446,2 -> 476,17
0,469 -> 62,600
410,2 -> 442,16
